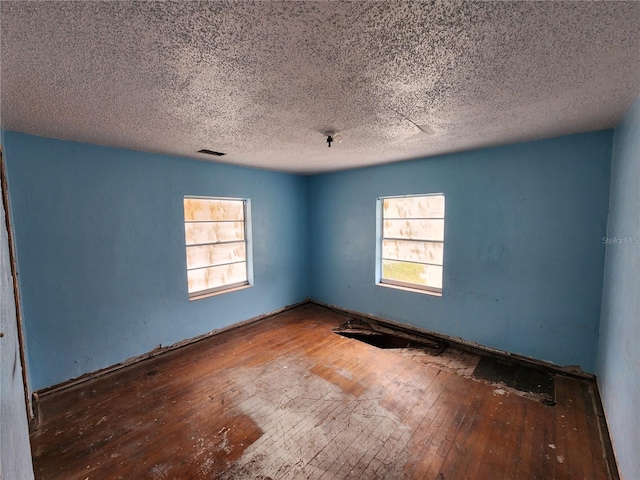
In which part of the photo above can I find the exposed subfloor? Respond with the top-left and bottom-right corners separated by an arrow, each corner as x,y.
30,304 -> 614,479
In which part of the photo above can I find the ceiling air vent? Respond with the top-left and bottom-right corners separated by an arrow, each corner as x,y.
198,149 -> 226,156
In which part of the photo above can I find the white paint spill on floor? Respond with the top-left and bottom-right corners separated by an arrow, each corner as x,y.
219,358 -> 412,479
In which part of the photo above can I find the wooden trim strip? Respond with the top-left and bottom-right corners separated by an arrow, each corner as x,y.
310,299 -> 596,381
0,147 -> 34,423
309,299 -> 624,475
34,298 -> 310,400
592,379 -> 621,480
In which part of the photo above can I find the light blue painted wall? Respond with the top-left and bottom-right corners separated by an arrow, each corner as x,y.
597,96 -> 640,480
309,132 -> 613,373
1,129 -> 617,387
3,132 -> 309,391
0,133 -> 35,479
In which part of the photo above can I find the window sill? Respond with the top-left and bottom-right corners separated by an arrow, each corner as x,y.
188,283 -> 252,301
377,282 -> 442,297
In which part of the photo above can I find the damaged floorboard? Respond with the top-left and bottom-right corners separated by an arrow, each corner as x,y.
30,304 -> 613,479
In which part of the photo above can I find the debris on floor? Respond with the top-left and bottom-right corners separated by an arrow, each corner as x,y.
334,318 -> 556,405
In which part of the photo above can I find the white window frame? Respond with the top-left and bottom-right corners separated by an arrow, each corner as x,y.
183,196 -> 253,300
376,193 -> 445,296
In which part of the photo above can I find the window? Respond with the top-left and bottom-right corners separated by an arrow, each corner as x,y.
377,194 -> 445,295
183,196 -> 252,299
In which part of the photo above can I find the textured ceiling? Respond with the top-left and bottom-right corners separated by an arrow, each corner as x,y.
1,1 -> 639,174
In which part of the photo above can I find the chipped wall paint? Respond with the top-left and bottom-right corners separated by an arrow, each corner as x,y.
597,95 -> 640,480
0,134 -> 35,479
309,131 -> 613,373
3,132 -> 310,391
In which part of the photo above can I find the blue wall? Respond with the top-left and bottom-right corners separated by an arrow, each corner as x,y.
3,129 -> 616,390
597,96 -> 640,480
0,134 -> 35,479
3,132 -> 310,391
309,132 -> 612,373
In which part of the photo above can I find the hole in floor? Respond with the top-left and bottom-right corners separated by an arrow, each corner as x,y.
472,356 -> 555,405
334,321 -> 446,355
337,331 -> 447,354
334,319 -> 555,405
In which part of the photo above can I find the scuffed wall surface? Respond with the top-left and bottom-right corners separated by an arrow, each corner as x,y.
597,95 -> 640,480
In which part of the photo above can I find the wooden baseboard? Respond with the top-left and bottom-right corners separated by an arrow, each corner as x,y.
34,296 -> 614,474
33,299 -> 310,404
592,379 -> 621,480
310,299 -> 596,381
30,299 -> 614,479
309,300 -> 623,478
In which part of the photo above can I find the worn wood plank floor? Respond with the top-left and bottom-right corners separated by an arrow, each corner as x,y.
30,304 -> 612,479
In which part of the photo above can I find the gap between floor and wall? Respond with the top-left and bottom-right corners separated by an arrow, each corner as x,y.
27,297 -> 620,480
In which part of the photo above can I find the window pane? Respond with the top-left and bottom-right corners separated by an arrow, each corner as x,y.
184,198 -> 244,221
383,219 -> 444,241
382,260 -> 443,290
382,239 -> 443,265
383,195 -> 444,219
185,221 -> 245,245
187,262 -> 248,293
186,242 -> 246,269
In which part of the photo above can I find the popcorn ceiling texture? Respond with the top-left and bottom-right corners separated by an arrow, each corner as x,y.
1,1 -> 639,174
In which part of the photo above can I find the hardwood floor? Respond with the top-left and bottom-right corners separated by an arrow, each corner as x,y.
30,304 -> 614,479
